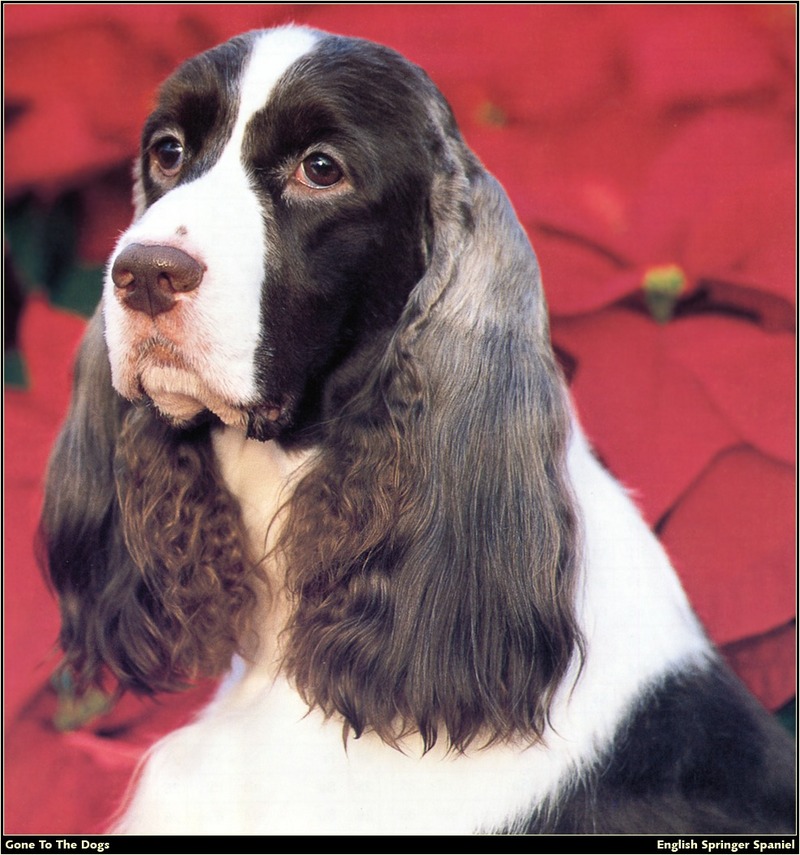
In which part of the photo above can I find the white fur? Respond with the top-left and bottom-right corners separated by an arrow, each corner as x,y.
116,418 -> 711,835
103,28 -> 319,420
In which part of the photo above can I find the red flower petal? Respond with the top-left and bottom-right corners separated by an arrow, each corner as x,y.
5,23 -> 160,191
3,428 -> 62,719
618,5 -> 788,107
552,309 -> 739,525
630,112 -> 794,262
18,296 -> 86,419
539,244 -> 639,317
667,316 -> 794,464
723,623 -> 796,712
660,448 -> 795,646
684,162 -> 797,312
4,679 -> 215,833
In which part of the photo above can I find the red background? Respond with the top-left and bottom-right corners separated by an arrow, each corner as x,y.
4,3 -> 795,834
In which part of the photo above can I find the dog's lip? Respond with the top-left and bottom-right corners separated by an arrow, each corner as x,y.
246,397 -> 294,441
140,369 -> 291,440
121,337 -> 292,437
262,406 -> 284,422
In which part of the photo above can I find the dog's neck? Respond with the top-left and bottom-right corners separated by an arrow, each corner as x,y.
211,425 -> 313,673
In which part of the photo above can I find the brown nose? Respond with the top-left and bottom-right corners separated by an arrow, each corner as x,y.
111,243 -> 204,317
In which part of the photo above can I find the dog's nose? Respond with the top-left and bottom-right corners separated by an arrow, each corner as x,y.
111,243 -> 204,317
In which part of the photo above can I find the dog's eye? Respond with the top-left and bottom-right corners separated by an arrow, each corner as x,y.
295,153 -> 344,189
150,136 -> 185,177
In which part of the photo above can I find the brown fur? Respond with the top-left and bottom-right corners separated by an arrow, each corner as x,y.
39,313 -> 259,693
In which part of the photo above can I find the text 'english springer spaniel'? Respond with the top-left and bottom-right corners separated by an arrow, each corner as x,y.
40,26 -> 794,835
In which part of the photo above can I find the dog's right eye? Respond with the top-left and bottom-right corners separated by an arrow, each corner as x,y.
295,153 -> 345,189
150,136 -> 185,177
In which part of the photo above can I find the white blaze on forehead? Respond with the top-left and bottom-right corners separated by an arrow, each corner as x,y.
237,27 -> 319,129
104,26 -> 319,412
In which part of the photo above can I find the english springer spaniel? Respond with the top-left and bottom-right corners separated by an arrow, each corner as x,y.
40,26 -> 794,835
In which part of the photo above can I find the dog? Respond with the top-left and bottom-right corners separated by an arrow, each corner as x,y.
39,26 -> 794,835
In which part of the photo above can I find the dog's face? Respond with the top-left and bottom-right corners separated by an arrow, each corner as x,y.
104,27 -> 450,442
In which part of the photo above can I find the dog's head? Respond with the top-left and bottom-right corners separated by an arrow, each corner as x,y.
104,26 -> 477,444
42,27 -> 581,751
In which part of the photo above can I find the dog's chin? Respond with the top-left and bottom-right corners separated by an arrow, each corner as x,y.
138,364 -> 289,441
140,364 -> 249,431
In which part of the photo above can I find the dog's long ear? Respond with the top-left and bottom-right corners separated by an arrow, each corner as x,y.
281,116 -> 583,752
38,308 -> 256,695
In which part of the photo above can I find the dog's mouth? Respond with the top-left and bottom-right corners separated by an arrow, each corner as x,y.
123,343 -> 290,439
245,401 -> 293,441
138,362 -> 242,427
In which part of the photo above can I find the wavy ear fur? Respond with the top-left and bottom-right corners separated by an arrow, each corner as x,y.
39,310 -> 257,694
280,132 -> 583,751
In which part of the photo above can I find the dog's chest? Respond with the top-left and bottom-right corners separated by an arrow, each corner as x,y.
211,426 -> 311,556
123,670 -> 568,834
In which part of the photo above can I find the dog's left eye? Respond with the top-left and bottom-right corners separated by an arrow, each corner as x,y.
295,153 -> 344,189
150,136 -> 185,177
